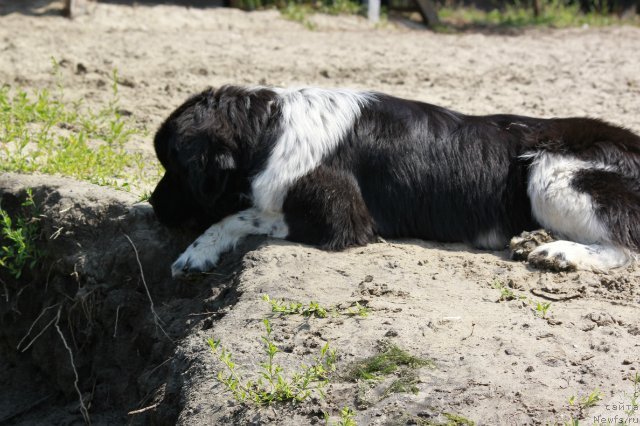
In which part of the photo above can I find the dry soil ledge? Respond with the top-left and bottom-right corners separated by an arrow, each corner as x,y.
1,173 -> 640,425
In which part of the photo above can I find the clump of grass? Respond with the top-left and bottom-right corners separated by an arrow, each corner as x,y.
441,413 -> 475,426
381,369 -> 422,398
0,62 -> 154,192
208,318 -> 336,406
263,294 -> 328,318
347,344 -> 434,401
0,189 -> 42,279
349,344 -> 434,381
263,294 -> 369,318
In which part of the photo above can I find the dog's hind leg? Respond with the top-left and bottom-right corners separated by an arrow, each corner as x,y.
524,152 -> 636,272
282,166 -> 375,250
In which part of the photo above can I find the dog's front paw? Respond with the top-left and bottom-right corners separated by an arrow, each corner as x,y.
171,244 -> 218,278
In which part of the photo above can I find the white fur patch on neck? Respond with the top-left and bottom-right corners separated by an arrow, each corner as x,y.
251,87 -> 374,212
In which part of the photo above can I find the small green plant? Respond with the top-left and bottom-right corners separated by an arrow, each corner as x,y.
491,279 -> 516,302
137,191 -> 153,203
208,318 -> 336,406
263,294 -> 329,318
627,373 -> 640,418
349,344 -> 434,381
568,388 -> 602,421
263,294 -> 369,318
325,406 -> 357,426
344,301 -> 369,317
0,189 -> 42,279
580,389 -> 602,408
535,301 -> 552,318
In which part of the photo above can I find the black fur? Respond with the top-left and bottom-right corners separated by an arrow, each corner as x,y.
150,87 -> 279,229
283,166 -> 375,250
321,96 -> 539,245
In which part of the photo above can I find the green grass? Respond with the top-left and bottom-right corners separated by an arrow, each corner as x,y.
208,318 -> 337,406
570,388 -> 602,409
349,344 -> 434,381
534,301 -> 552,318
263,294 -> 370,318
566,388 -> 602,423
0,189 -> 42,279
320,0 -> 362,15
437,0 -> 639,29
440,413 -> 475,426
347,344 -> 434,402
381,369 -> 422,397
263,294 -> 329,318
281,2 -> 318,28
234,0 -> 363,29
0,64 -> 157,193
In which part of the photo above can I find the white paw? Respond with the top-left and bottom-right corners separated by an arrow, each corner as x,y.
525,240 -> 630,272
528,241 -> 579,272
171,242 -> 219,278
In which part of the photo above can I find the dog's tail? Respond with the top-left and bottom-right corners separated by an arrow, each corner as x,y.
522,118 -> 640,270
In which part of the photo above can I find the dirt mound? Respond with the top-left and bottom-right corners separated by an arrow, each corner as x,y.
2,173 -> 640,425
0,173 -> 248,424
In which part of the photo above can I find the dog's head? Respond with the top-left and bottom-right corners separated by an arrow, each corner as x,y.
150,86 -> 277,229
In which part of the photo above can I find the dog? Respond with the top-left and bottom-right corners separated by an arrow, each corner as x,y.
149,85 -> 640,278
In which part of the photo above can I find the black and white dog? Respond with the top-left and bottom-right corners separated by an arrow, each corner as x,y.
149,86 -> 640,278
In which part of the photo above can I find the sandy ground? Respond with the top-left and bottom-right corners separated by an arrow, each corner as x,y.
1,1 -> 640,425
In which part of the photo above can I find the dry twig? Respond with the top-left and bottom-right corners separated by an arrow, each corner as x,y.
54,306 -> 91,424
123,234 -> 172,342
17,303 -> 61,352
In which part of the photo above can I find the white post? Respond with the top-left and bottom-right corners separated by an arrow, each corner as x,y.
368,0 -> 380,23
